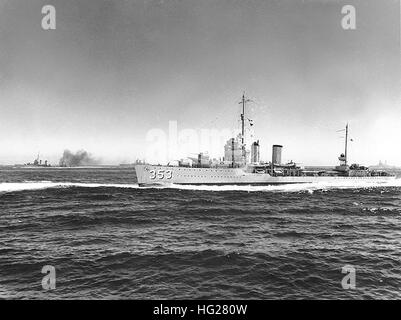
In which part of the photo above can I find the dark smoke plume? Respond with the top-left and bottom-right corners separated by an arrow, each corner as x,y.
59,150 -> 99,167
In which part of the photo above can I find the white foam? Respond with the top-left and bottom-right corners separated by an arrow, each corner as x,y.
0,181 -> 141,193
0,179 -> 400,193
164,178 -> 401,192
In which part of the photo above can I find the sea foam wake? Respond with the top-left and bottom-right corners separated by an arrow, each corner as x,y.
1,179 -> 401,193
0,181 -> 141,193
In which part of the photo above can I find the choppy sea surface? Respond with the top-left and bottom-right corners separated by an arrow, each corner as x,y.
0,167 -> 400,299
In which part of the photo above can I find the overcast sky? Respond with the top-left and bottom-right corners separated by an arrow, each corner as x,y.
0,0 -> 400,165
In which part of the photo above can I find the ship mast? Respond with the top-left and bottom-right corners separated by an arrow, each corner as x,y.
239,93 -> 251,164
345,123 -> 348,166
231,138 -> 235,168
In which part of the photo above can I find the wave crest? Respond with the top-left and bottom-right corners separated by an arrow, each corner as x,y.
0,181 -> 141,193
0,179 -> 400,193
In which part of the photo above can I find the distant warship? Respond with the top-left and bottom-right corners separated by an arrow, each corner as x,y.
25,153 -> 51,167
135,94 -> 395,186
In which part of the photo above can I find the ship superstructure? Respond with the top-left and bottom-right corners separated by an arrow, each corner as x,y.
135,94 -> 395,186
25,153 -> 51,167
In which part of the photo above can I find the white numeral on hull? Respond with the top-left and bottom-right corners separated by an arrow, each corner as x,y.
149,169 -> 172,180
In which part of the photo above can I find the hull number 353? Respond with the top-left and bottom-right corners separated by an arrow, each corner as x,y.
149,169 -> 172,180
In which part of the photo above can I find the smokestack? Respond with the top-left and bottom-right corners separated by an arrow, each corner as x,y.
272,145 -> 282,165
251,140 -> 260,163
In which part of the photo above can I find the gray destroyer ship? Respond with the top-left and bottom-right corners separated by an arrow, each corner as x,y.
135,94 -> 395,186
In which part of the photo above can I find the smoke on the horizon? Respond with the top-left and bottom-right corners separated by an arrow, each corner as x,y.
59,150 -> 100,167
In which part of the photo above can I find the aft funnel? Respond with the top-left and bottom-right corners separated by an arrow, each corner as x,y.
272,145 -> 283,165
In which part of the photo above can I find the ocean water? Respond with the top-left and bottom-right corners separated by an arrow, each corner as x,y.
0,167 -> 400,299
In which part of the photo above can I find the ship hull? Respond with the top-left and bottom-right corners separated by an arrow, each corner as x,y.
135,165 -> 396,186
